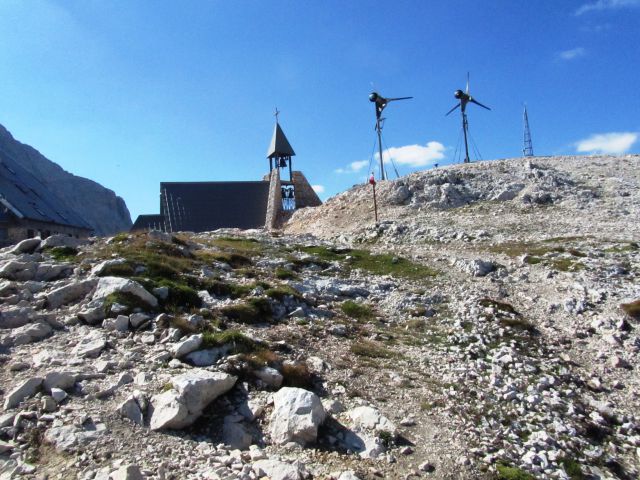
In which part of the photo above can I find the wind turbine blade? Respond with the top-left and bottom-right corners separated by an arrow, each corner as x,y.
445,103 -> 461,116
387,96 -> 413,102
466,72 -> 470,94
471,99 -> 491,110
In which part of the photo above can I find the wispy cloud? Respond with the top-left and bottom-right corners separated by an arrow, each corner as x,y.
558,47 -> 586,60
575,132 -> 638,154
576,0 -> 640,15
311,184 -> 325,193
378,141 -> 446,168
335,159 -> 368,174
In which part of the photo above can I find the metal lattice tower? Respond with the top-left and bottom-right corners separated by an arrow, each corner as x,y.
523,105 -> 534,157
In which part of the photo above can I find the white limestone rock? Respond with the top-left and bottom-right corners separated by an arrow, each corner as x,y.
43,371 -> 76,393
103,315 -> 129,332
92,276 -> 158,308
9,238 -> 41,255
255,366 -> 283,388
0,320 -> 52,347
40,234 -> 88,249
149,370 -> 236,430
110,465 -> 143,480
45,279 -> 98,309
270,387 -> 326,446
348,405 -> 397,435
3,377 -> 43,410
170,334 -> 203,358
72,331 -> 107,358
253,459 -> 303,480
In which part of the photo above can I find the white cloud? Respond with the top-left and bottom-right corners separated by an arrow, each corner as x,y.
575,132 -> 638,154
558,47 -> 586,60
311,184 -> 325,193
576,0 -> 640,15
335,159 -> 368,174
377,141 -> 446,168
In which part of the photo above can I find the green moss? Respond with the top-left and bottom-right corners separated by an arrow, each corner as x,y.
350,340 -> 396,359
111,232 -> 130,243
205,251 -> 252,268
341,301 -> 374,320
621,299 -> 640,320
221,298 -> 272,324
347,250 -> 438,279
99,261 -> 136,277
496,463 -> 536,480
559,458 -> 585,480
549,258 -> 584,272
201,329 -> 257,353
46,246 -> 79,262
265,285 -> 302,301
275,268 -> 298,280
104,291 -> 154,315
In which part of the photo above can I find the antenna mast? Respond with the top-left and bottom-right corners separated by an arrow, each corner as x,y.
523,105 -> 534,157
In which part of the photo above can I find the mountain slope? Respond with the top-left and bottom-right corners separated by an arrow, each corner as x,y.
0,124 -> 132,236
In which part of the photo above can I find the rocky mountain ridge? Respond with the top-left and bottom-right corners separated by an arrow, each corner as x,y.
0,124 -> 132,236
0,155 -> 638,480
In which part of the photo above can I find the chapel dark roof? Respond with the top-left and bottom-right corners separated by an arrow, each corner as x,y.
131,214 -> 165,232
159,181 -> 270,232
0,152 -> 92,230
266,122 -> 295,159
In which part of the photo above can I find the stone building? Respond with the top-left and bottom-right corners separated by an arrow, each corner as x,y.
0,152 -> 93,246
132,119 -> 321,233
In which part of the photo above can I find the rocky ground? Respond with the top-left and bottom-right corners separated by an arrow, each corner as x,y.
1,155 -> 639,480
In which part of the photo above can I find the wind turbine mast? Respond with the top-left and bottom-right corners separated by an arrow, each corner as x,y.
523,105 -> 534,157
445,73 -> 491,163
369,91 -> 412,180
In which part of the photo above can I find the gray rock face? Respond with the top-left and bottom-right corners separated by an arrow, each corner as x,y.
0,306 -> 38,329
270,387 -> 326,446
10,238 -> 41,255
40,235 -> 88,249
110,465 -> 143,480
169,334 -> 203,359
0,123 -> 132,236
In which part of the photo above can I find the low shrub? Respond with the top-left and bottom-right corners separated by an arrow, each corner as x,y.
341,300 -> 374,320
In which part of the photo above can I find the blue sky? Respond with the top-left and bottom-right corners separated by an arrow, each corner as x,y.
0,0 -> 639,221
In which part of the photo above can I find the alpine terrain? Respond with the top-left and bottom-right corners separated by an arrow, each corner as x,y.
0,155 -> 638,480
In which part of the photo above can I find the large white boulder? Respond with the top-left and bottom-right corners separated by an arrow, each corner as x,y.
40,234 -> 88,249
0,261 -> 37,281
149,370 -> 236,430
92,277 -> 158,308
45,279 -> 98,309
270,387 -> 326,446
10,238 -> 41,255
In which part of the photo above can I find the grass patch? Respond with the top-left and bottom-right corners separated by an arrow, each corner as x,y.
104,291 -> 154,315
221,298 -> 272,324
111,232 -> 130,243
621,299 -> 640,320
275,268 -> 298,280
46,246 -> 79,262
201,330 -> 258,353
559,458 -> 585,480
496,463 -> 535,480
549,258 -> 585,272
265,285 -> 303,301
350,340 -> 396,359
341,300 -> 374,320
281,362 -> 313,388
295,245 -> 438,280
479,298 -> 519,315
